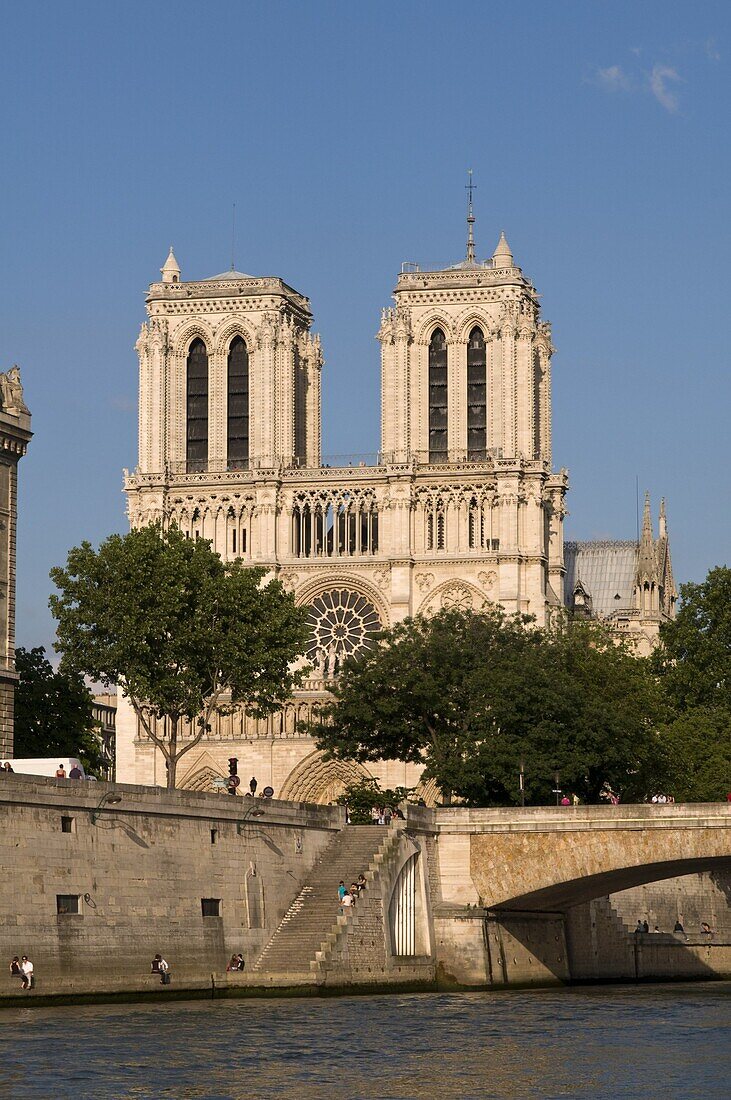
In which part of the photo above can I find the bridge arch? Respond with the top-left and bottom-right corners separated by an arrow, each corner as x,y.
445,804 -> 731,912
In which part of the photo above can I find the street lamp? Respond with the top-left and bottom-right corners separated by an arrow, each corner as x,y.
553,771 -> 562,807
90,792 -> 122,824
519,758 -> 525,808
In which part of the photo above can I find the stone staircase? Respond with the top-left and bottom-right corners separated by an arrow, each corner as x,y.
253,824 -> 399,975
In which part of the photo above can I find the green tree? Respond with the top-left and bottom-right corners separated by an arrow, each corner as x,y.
313,608 -> 667,806
468,618 -> 669,805
14,646 -> 106,774
659,708 -> 731,802
651,567 -> 731,800
336,778 -> 412,823
653,566 -> 731,712
50,524 -> 309,788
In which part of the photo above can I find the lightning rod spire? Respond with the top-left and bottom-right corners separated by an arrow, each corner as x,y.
465,169 -> 476,263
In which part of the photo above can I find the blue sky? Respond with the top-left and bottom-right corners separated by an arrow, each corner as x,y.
1,0 -> 729,650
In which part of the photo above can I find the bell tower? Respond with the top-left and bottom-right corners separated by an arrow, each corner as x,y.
135,252 -> 322,477
378,225 -> 553,466
377,183 -> 567,619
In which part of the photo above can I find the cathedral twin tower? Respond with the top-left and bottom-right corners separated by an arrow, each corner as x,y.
128,226 -> 566,651
119,215 -> 671,793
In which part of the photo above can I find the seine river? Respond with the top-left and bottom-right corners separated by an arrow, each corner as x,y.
1,984 -> 729,1099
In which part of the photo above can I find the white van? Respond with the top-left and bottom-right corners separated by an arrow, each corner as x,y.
5,757 -> 88,779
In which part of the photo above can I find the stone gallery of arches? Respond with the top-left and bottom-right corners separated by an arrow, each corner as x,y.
116,228 -> 676,800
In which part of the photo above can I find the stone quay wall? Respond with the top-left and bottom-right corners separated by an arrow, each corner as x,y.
0,775 -> 342,1001
2,784 -> 730,1005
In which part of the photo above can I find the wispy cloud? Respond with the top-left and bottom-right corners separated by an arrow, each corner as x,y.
594,65 -> 633,92
649,64 -> 682,112
705,37 -> 720,62
592,56 -> 685,113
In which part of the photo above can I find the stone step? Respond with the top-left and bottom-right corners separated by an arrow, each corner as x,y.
253,824 -> 398,972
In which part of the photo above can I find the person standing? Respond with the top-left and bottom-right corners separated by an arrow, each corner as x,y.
55,765 -> 66,779
69,764 -> 83,779
20,956 -> 33,989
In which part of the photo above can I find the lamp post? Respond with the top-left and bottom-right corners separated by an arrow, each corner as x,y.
519,758 -> 525,808
553,771 -> 561,807
90,792 -> 122,824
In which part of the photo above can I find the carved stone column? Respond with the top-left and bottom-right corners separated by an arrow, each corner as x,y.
377,309 -> 396,459
255,314 -> 277,468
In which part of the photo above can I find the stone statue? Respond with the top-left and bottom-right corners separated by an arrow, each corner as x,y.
0,366 -> 28,415
326,643 -> 338,679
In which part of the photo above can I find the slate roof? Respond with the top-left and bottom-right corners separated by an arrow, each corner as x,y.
563,540 -> 639,617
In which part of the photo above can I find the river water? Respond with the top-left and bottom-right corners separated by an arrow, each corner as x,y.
1,984 -> 729,1099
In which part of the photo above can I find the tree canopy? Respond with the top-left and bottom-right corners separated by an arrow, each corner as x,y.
13,646 -> 106,774
312,607 -> 668,806
50,523 -> 309,787
653,566 -> 731,713
653,567 -> 731,801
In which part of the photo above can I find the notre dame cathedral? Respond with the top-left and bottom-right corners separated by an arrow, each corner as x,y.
115,208 -> 676,800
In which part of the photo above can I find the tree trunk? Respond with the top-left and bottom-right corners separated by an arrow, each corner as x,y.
166,717 -> 178,789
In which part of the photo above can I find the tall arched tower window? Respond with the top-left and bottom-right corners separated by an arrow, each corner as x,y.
227,336 -> 249,469
428,328 -> 448,462
186,338 -> 208,472
467,326 -> 487,459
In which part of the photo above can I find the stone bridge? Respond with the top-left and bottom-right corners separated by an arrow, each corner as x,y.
411,802 -> 731,987
426,803 -> 731,911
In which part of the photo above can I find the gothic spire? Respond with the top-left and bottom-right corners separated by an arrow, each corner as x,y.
465,169 -> 476,263
637,490 -> 657,582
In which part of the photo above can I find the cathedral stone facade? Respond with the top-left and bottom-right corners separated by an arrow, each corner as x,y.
0,368 -> 31,760
116,224 -> 674,798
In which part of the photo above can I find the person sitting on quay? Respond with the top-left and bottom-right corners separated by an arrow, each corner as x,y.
9,955 -> 22,980
701,922 -> 715,936
20,956 -> 34,989
356,874 -> 367,893
226,954 -> 245,972
151,953 -> 170,983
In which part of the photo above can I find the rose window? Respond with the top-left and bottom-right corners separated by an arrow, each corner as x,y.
306,588 -> 381,674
